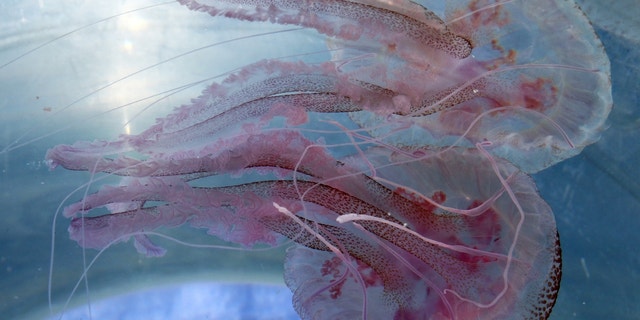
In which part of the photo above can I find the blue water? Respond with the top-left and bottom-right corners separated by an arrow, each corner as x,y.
48,283 -> 298,320
539,23 -> 640,319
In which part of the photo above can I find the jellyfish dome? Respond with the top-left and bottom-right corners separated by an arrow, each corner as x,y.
40,0 -> 611,319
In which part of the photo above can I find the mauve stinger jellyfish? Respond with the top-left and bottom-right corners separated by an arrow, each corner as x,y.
45,0 -> 611,319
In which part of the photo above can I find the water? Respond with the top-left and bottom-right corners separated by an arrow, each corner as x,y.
0,1 -> 638,319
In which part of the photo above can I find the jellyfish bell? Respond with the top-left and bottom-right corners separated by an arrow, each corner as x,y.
344,0 -> 613,173
284,146 -> 562,319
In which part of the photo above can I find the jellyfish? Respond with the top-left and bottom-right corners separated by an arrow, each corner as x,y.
40,0 -> 611,319
173,0 -> 612,173
55,133 -> 562,319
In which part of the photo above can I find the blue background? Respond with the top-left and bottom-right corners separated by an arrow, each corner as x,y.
0,1 -> 637,319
